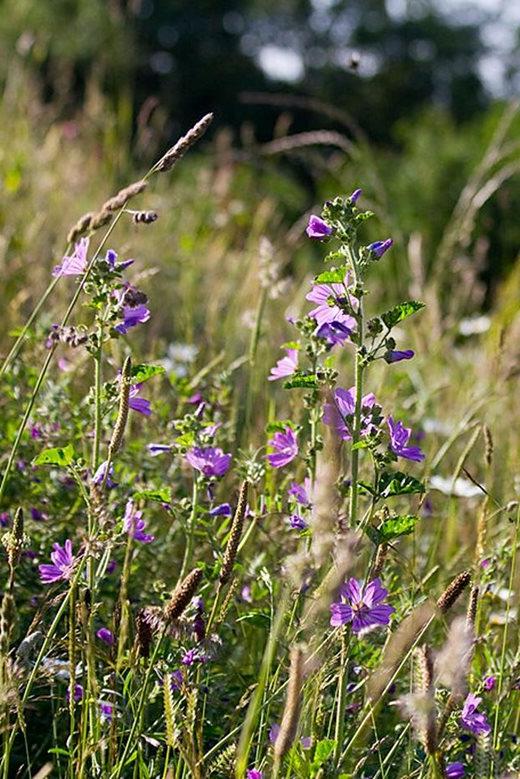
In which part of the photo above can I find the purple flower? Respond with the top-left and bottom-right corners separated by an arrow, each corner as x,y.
128,384 -> 152,416
30,507 -> 46,522
288,514 -> 307,530
39,540 -> 77,584
107,559 -> 117,574
181,648 -> 206,666
445,763 -> 465,778
306,215 -> 333,240
387,417 -> 425,462
241,585 -> 252,602
323,387 -> 377,441
30,425 -> 43,439
185,446 -> 232,478
170,669 -> 184,692
300,736 -> 312,749
105,249 -> 134,271
268,724 -> 281,744
368,239 -> 393,258
267,427 -> 298,468
0,512 -> 10,527
92,461 -> 117,488
96,627 -> 115,646
268,348 -> 298,382
117,303 -> 150,334
123,500 -> 154,543
316,321 -> 354,346
288,478 -> 312,506
67,684 -> 84,704
460,693 -> 491,736
100,701 -> 113,722
246,771 -> 263,779
52,238 -> 89,277
147,443 -> 172,456
349,188 -> 362,203
385,349 -> 415,364
209,503 -> 232,517
330,578 -> 395,635
483,675 -> 496,691
306,273 -> 357,330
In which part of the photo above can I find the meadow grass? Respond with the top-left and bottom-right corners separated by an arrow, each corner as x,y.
0,75 -> 519,779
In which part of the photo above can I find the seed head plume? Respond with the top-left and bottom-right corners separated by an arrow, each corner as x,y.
134,609 -> 153,658
483,425 -> 493,467
102,180 -> 147,213
274,645 -> 305,763
155,113 -> 214,173
219,482 -> 249,584
309,389 -> 342,567
415,645 -> 437,755
66,212 -> 94,244
437,570 -> 471,613
108,355 -> 132,460
164,568 -> 203,624
373,543 -> 388,577
435,616 -> 474,697
2,508 -> 27,584
89,209 -> 113,231
466,585 -> 479,629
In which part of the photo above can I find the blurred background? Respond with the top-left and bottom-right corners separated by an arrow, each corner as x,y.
1,0 -> 520,363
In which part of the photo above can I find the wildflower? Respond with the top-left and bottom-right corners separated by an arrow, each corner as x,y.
115,303 -> 150,335
323,386 -> 377,441
105,249 -> 134,271
387,417 -> 425,462
123,500 -> 154,543
147,443 -> 172,456
39,540 -> 77,584
209,503 -> 232,517
288,478 -> 312,506
305,215 -> 333,240
52,237 -> 89,277
128,384 -> 152,416
246,771 -> 263,779
445,763 -> 465,778
483,675 -> 496,691
330,578 -> 395,635
385,349 -> 415,364
0,512 -> 9,527
30,507 -> 46,522
306,273 -> 357,330
100,701 -> 113,722
268,348 -> 298,381
185,446 -> 232,477
170,669 -> 184,692
368,239 -> 393,259
316,320 -> 353,346
269,723 -> 281,743
66,684 -> 84,703
241,585 -> 252,602
288,514 -> 307,531
460,693 -> 491,736
30,424 -> 43,439
181,648 -> 206,666
92,461 -> 117,488
96,628 -> 115,646
349,188 -> 362,203
267,427 -> 298,468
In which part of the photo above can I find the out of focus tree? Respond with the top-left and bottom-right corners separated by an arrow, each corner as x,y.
1,0 -> 516,144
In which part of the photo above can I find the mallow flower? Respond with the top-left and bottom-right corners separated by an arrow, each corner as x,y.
330,578 -> 395,635
323,387 -> 377,441
52,238 -> 89,277
306,273 -> 357,331
185,447 -> 231,477
268,348 -> 298,381
460,693 -> 491,736
39,540 -> 78,584
387,417 -> 425,462
305,215 -> 333,240
123,500 -> 154,543
267,427 -> 298,468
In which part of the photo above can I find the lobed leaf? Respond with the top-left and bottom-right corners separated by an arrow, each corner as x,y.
381,300 -> 425,329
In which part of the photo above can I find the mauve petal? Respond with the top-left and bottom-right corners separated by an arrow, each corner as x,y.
330,603 -> 353,627
343,577 -> 362,605
363,578 -> 388,606
39,564 -> 63,583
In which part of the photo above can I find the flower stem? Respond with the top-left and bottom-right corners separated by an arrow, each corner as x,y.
180,478 -> 199,579
333,628 -> 350,770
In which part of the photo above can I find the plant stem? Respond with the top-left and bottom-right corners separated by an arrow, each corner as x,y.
333,628 -> 350,769
180,478 -> 199,579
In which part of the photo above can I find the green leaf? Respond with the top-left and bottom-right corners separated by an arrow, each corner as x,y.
283,372 -> 318,389
312,738 -> 336,768
378,470 -> 425,497
133,488 -> 171,503
131,363 -> 165,384
315,266 -> 348,284
266,420 -> 295,434
351,440 -> 370,451
175,432 -> 196,448
33,444 -> 74,467
236,610 -> 270,628
381,300 -> 425,329
379,514 -> 419,541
